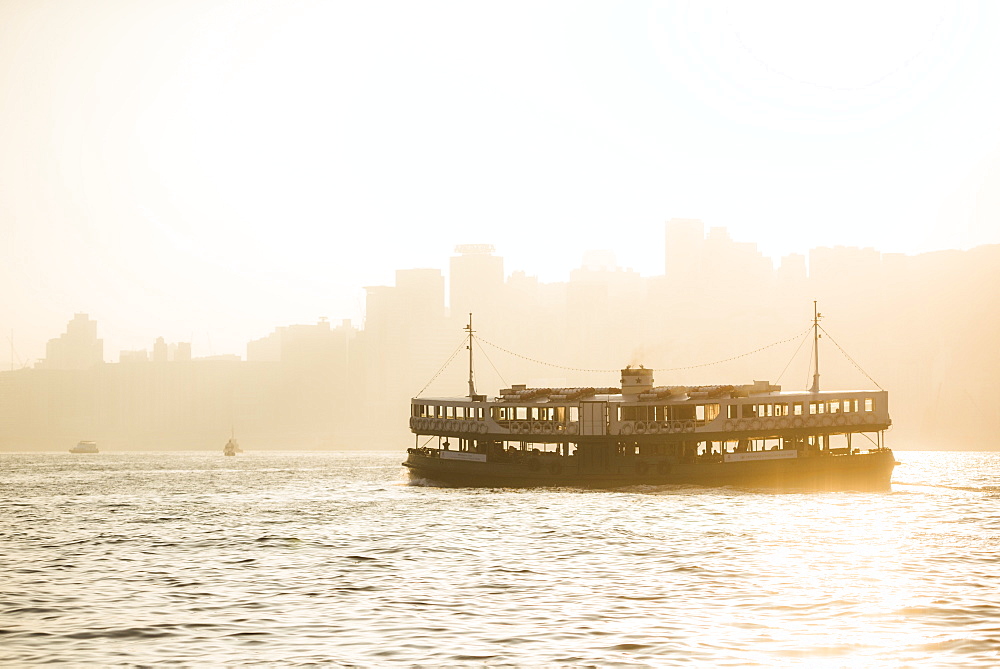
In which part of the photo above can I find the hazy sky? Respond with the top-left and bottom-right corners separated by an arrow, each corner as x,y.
2,0 -> 999,362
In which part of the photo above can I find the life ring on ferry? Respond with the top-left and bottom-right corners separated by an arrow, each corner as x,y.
821,415 -> 834,427
635,421 -> 647,435
541,422 -> 555,434
620,423 -> 634,435
648,421 -> 661,435
724,420 -> 736,431
835,415 -> 847,426
850,414 -> 863,425
477,422 -> 488,434
567,423 -> 579,435
683,420 -> 695,432
670,422 -> 682,434
750,419 -> 762,431
517,421 -> 530,433
529,421 -> 542,433
792,416 -> 805,429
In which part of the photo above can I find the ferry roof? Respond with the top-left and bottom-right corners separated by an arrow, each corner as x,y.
416,384 -> 884,404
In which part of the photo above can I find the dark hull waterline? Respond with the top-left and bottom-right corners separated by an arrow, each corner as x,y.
404,449 -> 896,491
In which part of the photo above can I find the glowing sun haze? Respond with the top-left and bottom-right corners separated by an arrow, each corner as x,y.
2,0 -> 999,361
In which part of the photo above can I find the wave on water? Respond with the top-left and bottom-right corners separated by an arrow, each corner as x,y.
1,450 -> 999,666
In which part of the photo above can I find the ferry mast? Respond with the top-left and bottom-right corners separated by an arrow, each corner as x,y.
810,300 -> 822,393
466,313 -> 476,398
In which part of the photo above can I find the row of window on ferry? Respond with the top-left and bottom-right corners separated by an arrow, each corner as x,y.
413,398 -> 876,422
618,399 -> 875,421
726,398 -> 875,419
412,405 -> 579,421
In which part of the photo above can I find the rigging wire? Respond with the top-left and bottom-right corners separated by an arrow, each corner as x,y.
473,338 -> 509,389
476,328 -> 812,374
475,336 -> 618,373
664,327 -> 812,373
415,336 -> 468,397
775,328 -> 811,384
805,342 -> 815,391
818,325 -> 884,390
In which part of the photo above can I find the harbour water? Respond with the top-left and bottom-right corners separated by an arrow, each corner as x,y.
2,450 -> 998,666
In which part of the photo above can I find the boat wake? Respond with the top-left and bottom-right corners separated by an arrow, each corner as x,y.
894,481 -> 1000,494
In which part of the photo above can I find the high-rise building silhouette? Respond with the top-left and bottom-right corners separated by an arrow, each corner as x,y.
37,313 -> 103,370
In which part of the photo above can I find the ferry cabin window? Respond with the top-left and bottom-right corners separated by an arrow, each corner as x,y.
621,406 -> 653,421
742,404 -> 756,418
852,399 -> 859,413
727,405 -> 738,419
793,402 -> 803,416
569,406 -> 579,422
829,401 -> 840,414
516,406 -> 527,420
865,398 -> 874,412
809,402 -> 818,415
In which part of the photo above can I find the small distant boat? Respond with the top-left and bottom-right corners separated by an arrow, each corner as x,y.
223,438 -> 242,456
69,440 -> 99,454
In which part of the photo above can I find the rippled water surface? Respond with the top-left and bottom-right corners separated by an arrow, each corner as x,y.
2,450 -> 999,666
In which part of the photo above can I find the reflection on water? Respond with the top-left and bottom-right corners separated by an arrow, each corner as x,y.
1,451 -> 998,665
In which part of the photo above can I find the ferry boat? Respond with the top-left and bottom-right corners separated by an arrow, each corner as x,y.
69,440 -> 99,454
403,308 -> 895,490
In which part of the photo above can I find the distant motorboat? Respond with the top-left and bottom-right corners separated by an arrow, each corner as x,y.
69,440 -> 99,454
223,438 -> 241,456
